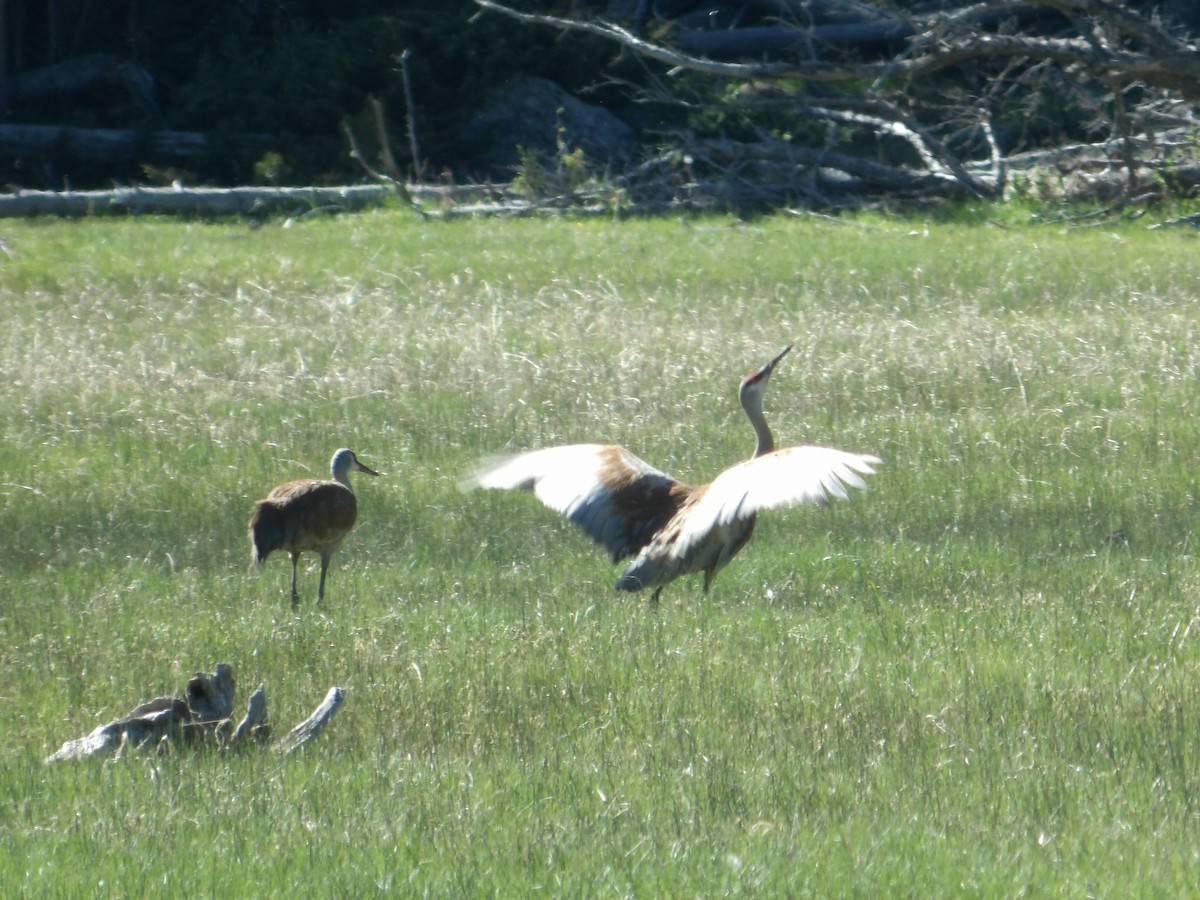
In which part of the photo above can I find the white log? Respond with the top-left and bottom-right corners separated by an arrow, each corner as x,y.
275,687 -> 346,756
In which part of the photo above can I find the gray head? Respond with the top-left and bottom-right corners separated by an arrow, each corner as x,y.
739,344 -> 792,407
330,448 -> 381,483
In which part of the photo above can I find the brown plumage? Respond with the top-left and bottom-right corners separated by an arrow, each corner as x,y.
463,345 -> 880,604
249,448 -> 379,606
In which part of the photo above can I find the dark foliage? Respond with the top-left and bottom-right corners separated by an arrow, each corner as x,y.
0,0 -> 633,187
3,0 -> 1197,208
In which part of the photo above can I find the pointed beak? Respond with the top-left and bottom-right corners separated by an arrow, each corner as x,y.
761,343 -> 793,377
355,459 -> 381,477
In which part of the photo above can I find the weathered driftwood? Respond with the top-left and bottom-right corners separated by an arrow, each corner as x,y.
45,664 -> 343,763
275,687 -> 347,756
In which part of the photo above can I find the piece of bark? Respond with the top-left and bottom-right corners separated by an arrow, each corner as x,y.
230,683 -> 271,746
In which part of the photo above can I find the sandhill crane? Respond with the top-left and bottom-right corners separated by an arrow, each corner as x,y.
249,448 -> 379,606
463,345 -> 879,604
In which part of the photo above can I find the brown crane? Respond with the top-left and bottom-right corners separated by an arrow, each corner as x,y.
249,448 -> 379,606
463,345 -> 880,604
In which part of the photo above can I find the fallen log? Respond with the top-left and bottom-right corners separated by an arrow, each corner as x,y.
45,664 -> 344,763
2,54 -> 160,115
0,184 -> 393,218
0,123 -> 212,163
0,182 -> 614,219
674,20 -> 916,60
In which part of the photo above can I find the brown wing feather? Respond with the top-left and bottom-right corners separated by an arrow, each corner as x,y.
466,443 -> 695,563
616,446 -> 880,595
280,482 -> 357,545
578,446 -> 695,561
615,483 -> 755,594
249,479 -> 357,561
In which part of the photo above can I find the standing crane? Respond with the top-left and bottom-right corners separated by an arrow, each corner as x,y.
249,448 -> 379,606
463,345 -> 880,604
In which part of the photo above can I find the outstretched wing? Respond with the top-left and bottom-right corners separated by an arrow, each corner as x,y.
672,446 -> 881,552
463,443 -> 693,561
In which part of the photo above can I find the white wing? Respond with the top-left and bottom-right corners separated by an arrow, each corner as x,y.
463,444 -> 686,561
673,446 -> 880,551
464,444 -> 614,511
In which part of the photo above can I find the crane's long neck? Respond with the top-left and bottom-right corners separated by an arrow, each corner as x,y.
330,455 -> 356,493
742,390 -> 775,458
738,344 -> 791,458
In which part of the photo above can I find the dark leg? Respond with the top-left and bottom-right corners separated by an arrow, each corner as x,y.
290,553 -> 300,607
317,552 -> 331,604
648,587 -> 662,607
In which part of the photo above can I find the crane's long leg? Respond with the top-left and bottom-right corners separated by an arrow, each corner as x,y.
289,553 -> 301,607
317,552 -> 332,604
648,587 -> 662,607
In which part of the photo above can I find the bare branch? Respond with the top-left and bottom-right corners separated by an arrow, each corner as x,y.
472,0 -> 799,79
471,0 -> 1198,210
474,0 -> 1200,97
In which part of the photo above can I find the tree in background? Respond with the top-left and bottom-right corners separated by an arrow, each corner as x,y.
3,0 -> 1198,213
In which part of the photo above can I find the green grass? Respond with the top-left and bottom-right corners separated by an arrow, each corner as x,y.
2,209 -> 1199,895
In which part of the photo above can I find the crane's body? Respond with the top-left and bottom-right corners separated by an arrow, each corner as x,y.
249,448 -> 379,605
465,346 -> 879,604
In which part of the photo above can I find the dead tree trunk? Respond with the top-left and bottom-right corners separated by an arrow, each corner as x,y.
0,124 -> 209,163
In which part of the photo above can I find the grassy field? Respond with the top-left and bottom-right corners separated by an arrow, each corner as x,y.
1,207 -> 1198,895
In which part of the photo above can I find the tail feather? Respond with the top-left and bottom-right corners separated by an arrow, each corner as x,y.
248,501 -> 286,564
